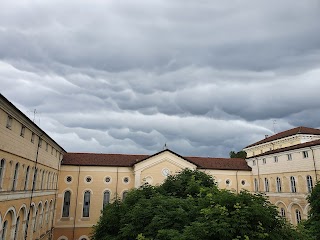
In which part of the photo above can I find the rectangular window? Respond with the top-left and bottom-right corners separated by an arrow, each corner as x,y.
31,133 -> 35,143
287,154 -> 292,161
46,143 -> 48,151
6,116 -> 13,129
303,151 -> 309,158
20,125 -> 26,137
83,191 -> 91,217
51,146 -> 54,155
274,156 -> 278,163
252,160 -> 256,166
39,138 -> 42,147
262,158 -> 266,164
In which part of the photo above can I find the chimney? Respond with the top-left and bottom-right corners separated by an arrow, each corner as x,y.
265,135 -> 269,139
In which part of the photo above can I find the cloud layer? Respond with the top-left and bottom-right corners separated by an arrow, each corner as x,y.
1,0 -> 320,157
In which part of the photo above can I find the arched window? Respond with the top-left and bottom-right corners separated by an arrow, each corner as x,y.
254,178 -> 258,192
264,178 -> 269,192
47,172 -> 51,189
1,220 -> 8,239
83,191 -> 91,217
122,191 -> 128,200
306,175 -> 313,193
14,216 -> 20,240
62,191 -> 71,217
0,159 -> 5,188
32,168 -> 38,190
290,176 -> 297,193
280,208 -> 286,217
276,177 -> 282,192
41,171 -> 45,189
33,209 -> 37,232
39,204 -> 43,228
24,166 -> 30,190
103,191 -> 110,208
12,162 -> 19,191
295,209 -> 302,224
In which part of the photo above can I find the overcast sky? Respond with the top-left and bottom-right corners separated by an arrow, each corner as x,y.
1,0 -> 320,157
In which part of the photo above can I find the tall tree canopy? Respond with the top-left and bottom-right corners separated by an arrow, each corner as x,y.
229,150 -> 247,159
92,169 -> 306,240
304,181 -> 320,239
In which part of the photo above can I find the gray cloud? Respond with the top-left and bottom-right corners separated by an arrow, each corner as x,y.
1,0 -> 320,157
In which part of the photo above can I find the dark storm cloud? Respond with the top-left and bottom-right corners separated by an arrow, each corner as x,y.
1,0 -> 320,157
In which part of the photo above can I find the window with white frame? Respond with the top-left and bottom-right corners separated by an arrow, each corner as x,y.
0,159 -> 5,189
295,209 -> 302,224
14,216 -> 20,240
264,178 -> 269,192
252,160 -> 256,166
302,151 -> 309,158
12,162 -> 19,191
122,191 -> 128,200
254,178 -> 258,192
306,175 -> 313,193
24,166 -> 30,190
276,177 -> 282,192
280,208 -> 286,218
62,191 -> 71,217
274,156 -> 278,163
290,176 -> 297,193
287,154 -> 292,161
103,190 -> 110,208
83,191 -> 91,217
6,115 -> 13,129
2,220 -> 8,239
20,125 -> 26,137
262,158 -> 266,164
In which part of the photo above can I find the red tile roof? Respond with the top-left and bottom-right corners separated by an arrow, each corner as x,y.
247,139 -> 320,158
62,149 -> 251,171
244,126 -> 320,148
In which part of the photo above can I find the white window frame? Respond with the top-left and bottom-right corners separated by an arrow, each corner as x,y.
264,178 -> 269,192
302,151 -> 309,158
276,177 -> 282,192
290,176 -> 297,193
306,175 -> 313,193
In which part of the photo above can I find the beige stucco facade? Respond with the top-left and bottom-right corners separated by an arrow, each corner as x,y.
0,96 -> 65,240
1,94 -> 320,240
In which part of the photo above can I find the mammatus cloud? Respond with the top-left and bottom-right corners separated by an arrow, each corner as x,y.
1,0 -> 320,156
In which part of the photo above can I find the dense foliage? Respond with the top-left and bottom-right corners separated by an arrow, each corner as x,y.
304,181 -> 320,239
229,150 -> 247,159
92,169 -> 305,240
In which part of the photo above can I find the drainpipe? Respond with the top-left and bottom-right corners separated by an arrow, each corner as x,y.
310,147 -> 318,182
24,135 -> 42,240
49,154 -> 63,240
256,157 -> 260,191
72,165 -> 81,240
236,170 -> 239,193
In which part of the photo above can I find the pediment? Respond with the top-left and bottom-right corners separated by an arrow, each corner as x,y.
133,149 -> 197,173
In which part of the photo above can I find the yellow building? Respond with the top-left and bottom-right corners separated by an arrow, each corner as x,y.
54,150 -> 251,240
0,94 -> 66,240
244,128 -> 320,225
1,93 -> 320,240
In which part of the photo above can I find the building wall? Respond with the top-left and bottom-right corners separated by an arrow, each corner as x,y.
246,145 -> 320,225
244,135 -> 320,158
0,97 -> 65,240
54,152 -> 253,240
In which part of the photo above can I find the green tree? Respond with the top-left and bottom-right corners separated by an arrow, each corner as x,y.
304,181 -> 320,239
229,150 -> 247,159
92,169 -> 305,240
